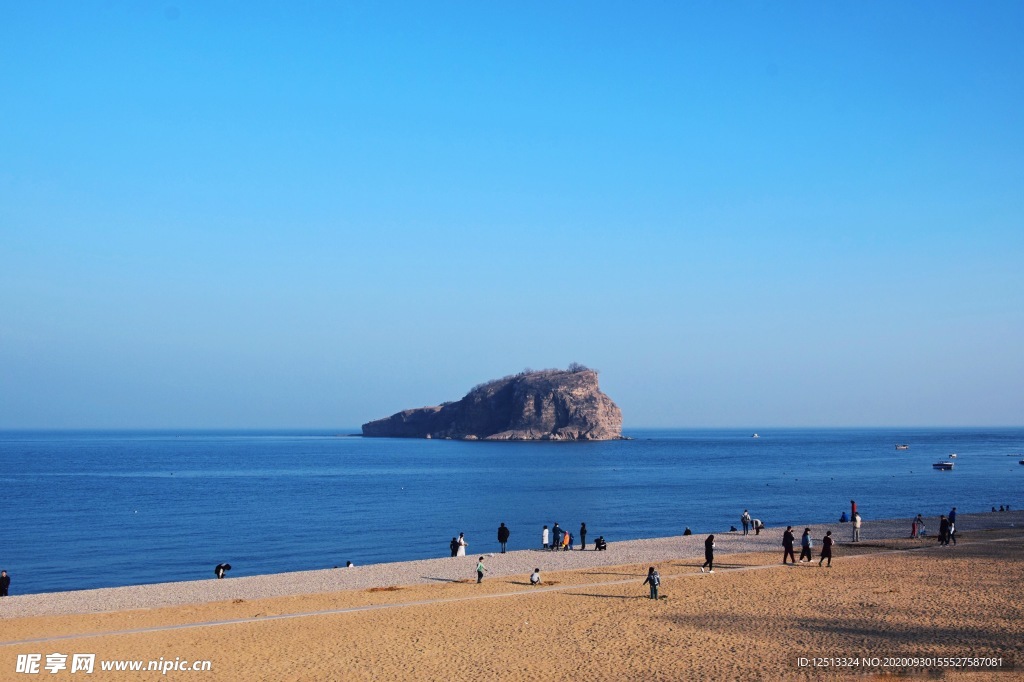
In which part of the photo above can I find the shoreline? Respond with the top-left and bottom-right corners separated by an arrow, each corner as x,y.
3,509 -> 1020,619
1,525 -> 1020,681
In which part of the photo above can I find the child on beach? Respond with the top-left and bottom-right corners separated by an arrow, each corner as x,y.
476,557 -> 488,583
642,567 -> 661,600
530,568 -> 541,585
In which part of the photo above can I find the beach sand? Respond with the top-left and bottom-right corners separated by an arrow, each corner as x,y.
2,517 -> 1022,680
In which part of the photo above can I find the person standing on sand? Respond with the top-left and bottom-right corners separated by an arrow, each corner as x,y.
851,500 -> 857,519
580,522 -> 587,550
741,510 -> 751,535
450,537 -> 459,557
551,523 -> 561,551
938,516 -> 950,546
782,526 -> 796,564
701,535 -> 715,573
497,523 -> 510,554
642,567 -> 661,599
542,525 -> 549,549
799,528 -> 813,562
915,514 -> 926,537
476,557 -> 488,583
818,531 -> 834,567
457,533 -> 467,557
852,512 -> 862,542
0,570 -> 9,596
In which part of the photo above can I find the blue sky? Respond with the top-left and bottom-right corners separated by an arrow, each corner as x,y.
2,2 -> 1022,428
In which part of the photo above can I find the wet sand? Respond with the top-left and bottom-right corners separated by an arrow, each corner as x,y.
1,513 -> 1021,680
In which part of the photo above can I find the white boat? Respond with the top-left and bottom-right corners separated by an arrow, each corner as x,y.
895,444 -> 909,450
752,433 -> 759,438
949,453 -> 957,458
932,461 -> 955,470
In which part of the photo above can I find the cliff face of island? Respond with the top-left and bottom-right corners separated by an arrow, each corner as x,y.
362,367 -> 623,441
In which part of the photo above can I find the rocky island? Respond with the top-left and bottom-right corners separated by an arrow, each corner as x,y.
361,366 -> 623,441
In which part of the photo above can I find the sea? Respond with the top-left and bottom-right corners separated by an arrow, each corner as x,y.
1,428 -> 1021,596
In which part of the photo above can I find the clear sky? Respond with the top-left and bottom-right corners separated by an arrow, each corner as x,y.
2,2 -> 1022,429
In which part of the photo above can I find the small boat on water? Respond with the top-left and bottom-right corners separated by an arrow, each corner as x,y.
752,433 -> 759,439
895,444 -> 909,450
932,461 -> 955,470
949,453 -> 957,458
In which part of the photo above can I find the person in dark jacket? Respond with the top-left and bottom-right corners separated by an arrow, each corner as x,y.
450,537 -> 459,557
938,515 -> 950,546
642,567 -> 661,599
799,528 -> 813,563
579,522 -> 587,550
818,531 -> 834,567
550,523 -> 561,551
782,526 -> 796,565
701,535 -> 715,573
0,570 -> 10,596
497,523 -> 510,553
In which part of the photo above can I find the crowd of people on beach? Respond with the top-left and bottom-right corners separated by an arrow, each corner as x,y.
442,498 -> 992,589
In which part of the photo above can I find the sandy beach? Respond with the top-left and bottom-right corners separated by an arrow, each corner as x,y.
2,511 -> 1021,680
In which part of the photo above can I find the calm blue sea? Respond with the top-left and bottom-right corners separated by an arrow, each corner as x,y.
1,428 -> 1021,595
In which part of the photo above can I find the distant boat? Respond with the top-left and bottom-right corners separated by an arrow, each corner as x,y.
1019,459 -> 1024,465
932,461 -> 955,470
949,453 -> 957,458
895,444 -> 909,450
752,433 -> 759,439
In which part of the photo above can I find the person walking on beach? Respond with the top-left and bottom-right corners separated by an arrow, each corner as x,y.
643,567 -> 661,599
782,526 -> 796,564
580,522 -> 587,550
948,518 -> 957,546
701,535 -> 715,573
0,570 -> 9,597
852,512 -> 862,542
938,516 -> 950,546
542,525 -> 549,550
457,533 -> 467,557
476,557 -> 488,583
530,568 -> 541,585
741,510 -> 751,535
497,523 -> 510,554
915,514 -> 926,537
818,531 -> 834,567
799,528 -> 813,562
949,507 -> 957,526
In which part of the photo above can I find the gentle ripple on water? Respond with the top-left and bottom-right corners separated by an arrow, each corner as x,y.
1,428 -> 1021,594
